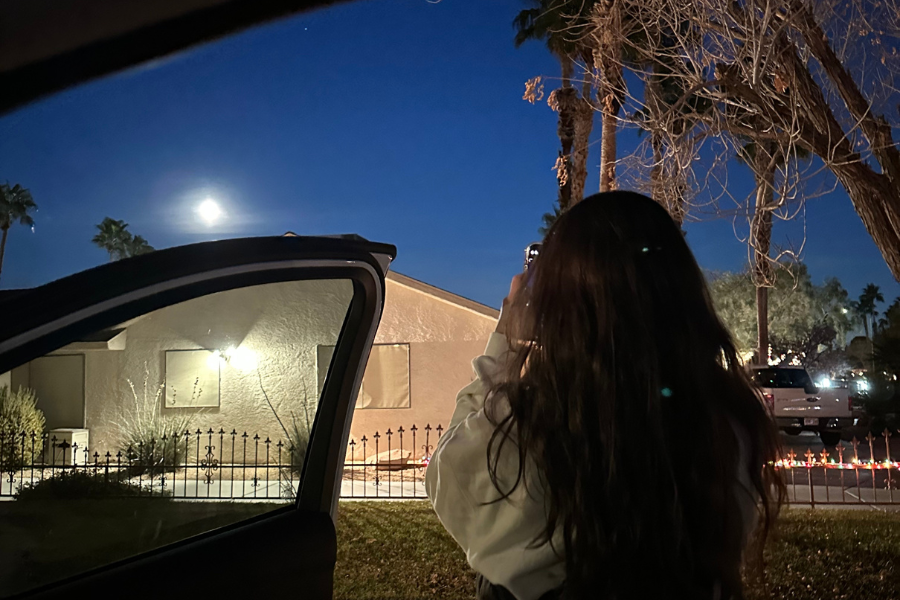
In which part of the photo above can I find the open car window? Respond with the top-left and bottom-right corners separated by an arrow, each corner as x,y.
0,237 -> 393,598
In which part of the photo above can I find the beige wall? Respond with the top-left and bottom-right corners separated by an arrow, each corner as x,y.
346,276 -> 497,456
17,279 -> 352,459
9,273 -> 496,464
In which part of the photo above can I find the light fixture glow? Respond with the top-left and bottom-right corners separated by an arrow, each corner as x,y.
818,377 -> 831,389
197,198 -> 222,225
225,345 -> 258,372
207,350 -> 224,370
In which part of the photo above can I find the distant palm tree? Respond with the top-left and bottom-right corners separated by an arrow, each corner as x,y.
92,218 -> 132,261
0,183 -> 37,281
124,235 -> 155,258
852,283 -> 884,339
538,202 -> 561,236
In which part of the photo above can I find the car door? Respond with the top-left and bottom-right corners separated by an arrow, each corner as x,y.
0,234 -> 395,599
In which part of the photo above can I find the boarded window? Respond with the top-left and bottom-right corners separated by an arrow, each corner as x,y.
317,343 -> 410,409
25,355 -> 85,429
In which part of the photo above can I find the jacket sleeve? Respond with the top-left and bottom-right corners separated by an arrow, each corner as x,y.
424,333 -> 530,574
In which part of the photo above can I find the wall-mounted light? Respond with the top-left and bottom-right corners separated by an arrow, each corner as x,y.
225,346 -> 258,372
206,346 -> 258,373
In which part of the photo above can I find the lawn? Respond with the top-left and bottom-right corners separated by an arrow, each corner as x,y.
333,501 -> 900,600
0,497 -> 896,598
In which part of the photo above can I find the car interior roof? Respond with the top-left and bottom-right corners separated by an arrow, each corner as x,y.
0,0 -> 353,114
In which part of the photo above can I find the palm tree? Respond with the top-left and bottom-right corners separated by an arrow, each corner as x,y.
92,218 -> 132,261
0,183 -> 37,282
538,202 -> 561,236
853,284 -> 885,339
123,235 -> 154,258
515,0 -> 597,210
93,218 -> 155,261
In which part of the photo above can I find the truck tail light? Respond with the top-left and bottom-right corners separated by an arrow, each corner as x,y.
764,393 -> 775,413
848,395 -> 854,412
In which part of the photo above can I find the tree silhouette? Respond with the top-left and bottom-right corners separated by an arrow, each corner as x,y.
0,183 -> 37,281
92,217 -> 155,261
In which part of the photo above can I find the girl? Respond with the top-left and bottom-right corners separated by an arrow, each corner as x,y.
426,191 -> 783,600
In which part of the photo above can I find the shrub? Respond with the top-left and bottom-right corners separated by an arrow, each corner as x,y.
15,470 -> 170,500
279,407 -> 313,500
0,386 -> 45,471
285,409 -> 312,472
109,370 -> 198,478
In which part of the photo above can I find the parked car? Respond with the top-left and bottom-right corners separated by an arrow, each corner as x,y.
749,365 -> 853,446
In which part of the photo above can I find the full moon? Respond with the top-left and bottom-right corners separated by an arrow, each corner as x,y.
197,198 -> 222,225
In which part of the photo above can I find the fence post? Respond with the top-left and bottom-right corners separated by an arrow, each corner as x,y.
264,437 -> 271,499
361,436 -> 368,496
218,429 -> 225,499
348,439 -> 356,498
804,448 -> 815,509
837,444 -> 845,503
386,429 -> 393,495
373,432 -> 381,494
398,426 -> 405,498
820,448 -> 830,503
253,434 -> 260,497
885,429 -> 894,503
867,432 -> 877,499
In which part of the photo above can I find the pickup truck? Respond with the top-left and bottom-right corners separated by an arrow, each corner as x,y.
749,366 -> 853,446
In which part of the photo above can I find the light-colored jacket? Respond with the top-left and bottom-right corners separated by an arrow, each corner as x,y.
425,332 -> 760,600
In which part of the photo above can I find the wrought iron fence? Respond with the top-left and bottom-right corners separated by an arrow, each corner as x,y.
0,428 -> 304,500
778,430 -> 900,506
0,424 -> 445,501
0,425 -> 896,504
341,423 -> 443,499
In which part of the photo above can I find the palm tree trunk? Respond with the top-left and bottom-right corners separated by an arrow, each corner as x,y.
863,315 -> 870,339
570,59 -> 595,206
555,56 -> 576,211
598,68 -> 621,193
0,227 -> 8,281
752,143 -> 776,365
595,0 -> 623,193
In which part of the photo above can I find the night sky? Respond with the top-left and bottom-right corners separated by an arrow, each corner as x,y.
0,0 -> 896,314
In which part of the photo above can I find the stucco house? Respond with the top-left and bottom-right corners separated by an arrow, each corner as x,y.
0,272 -> 498,461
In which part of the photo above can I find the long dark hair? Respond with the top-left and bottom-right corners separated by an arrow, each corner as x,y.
486,191 -> 783,599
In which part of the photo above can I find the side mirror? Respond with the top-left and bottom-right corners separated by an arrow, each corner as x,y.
805,383 -> 820,395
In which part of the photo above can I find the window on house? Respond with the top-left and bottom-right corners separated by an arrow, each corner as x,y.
18,355 -> 86,430
317,343 -> 410,409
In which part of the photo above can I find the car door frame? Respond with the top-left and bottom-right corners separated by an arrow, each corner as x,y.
0,236 -> 395,599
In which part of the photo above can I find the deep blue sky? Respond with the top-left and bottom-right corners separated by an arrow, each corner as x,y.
0,0 -> 896,312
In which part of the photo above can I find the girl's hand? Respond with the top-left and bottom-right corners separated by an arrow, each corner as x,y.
496,273 -> 526,335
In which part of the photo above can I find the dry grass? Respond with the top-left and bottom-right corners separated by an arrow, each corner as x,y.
333,502 -> 900,600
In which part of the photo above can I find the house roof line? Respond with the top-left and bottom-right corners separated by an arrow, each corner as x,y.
386,271 -> 500,320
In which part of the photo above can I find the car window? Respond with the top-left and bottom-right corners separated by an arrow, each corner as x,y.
751,368 -> 812,389
0,277 -> 353,596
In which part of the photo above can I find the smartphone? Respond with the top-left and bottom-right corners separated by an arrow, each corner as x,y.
524,242 -> 541,271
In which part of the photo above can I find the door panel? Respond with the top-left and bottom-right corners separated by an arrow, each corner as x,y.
24,508 -> 337,600
0,237 -> 393,599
